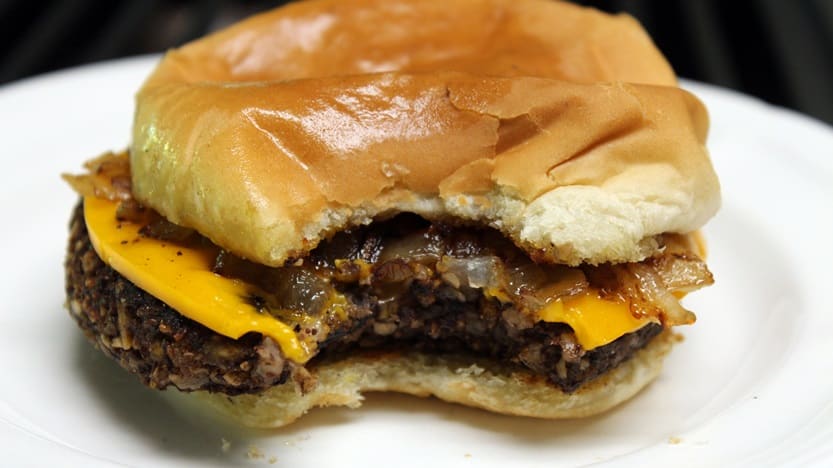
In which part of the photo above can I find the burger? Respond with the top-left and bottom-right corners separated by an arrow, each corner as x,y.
63,0 -> 719,428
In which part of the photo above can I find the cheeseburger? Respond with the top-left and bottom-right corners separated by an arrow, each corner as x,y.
64,0 -> 719,427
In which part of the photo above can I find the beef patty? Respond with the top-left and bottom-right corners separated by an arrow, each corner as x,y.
66,202 -> 668,396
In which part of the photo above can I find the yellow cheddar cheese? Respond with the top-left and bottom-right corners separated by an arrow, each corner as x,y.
538,295 -> 655,350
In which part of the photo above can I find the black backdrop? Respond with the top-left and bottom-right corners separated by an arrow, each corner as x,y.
2,0 -> 832,125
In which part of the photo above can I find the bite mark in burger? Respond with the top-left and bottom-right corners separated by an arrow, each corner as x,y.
63,0 -> 720,428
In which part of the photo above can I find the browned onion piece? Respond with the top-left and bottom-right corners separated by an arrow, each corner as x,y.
652,253 -> 714,294
62,152 -> 133,201
437,256 -> 502,289
62,173 -> 98,198
506,262 -> 551,295
378,232 -> 442,264
532,268 -> 589,302
114,199 -> 143,222
624,263 -> 696,326
139,218 -> 196,242
270,267 -> 331,315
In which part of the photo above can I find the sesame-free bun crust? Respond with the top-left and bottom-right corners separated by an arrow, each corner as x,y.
131,0 -> 720,266
188,332 -> 673,428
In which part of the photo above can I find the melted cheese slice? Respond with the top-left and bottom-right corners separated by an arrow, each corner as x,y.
538,295 -> 655,350
84,196 -> 654,363
84,197 -> 311,363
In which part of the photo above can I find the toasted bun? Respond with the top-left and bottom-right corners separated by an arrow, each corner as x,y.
131,0 -> 719,267
186,332 -> 673,428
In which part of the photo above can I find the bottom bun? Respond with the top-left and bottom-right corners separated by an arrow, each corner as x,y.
190,331 -> 674,428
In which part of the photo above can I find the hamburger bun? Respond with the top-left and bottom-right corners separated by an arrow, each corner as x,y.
132,0 -> 718,268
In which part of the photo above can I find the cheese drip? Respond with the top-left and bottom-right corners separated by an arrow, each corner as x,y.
84,197 -> 311,363
84,196 -> 653,364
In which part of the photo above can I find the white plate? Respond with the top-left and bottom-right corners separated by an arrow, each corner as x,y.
1,56 -> 832,467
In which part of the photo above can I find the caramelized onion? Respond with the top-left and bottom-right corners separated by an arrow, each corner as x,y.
437,256 -> 502,289
506,262 -> 551,295
139,218 -> 196,242
532,268 -> 589,302
62,152 -> 132,201
214,252 -> 332,318
621,263 -> 696,326
652,253 -> 714,294
114,199 -> 149,224
378,232 -> 442,263
270,268 -> 331,315
505,262 -> 589,312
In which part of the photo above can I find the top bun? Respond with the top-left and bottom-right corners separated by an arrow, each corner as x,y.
131,0 -> 720,266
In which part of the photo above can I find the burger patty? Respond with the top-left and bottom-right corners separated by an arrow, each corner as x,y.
66,202 -> 664,395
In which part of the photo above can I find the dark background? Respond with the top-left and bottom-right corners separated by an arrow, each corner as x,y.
2,0 -> 832,125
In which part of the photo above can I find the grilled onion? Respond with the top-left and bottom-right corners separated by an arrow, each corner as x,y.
62,152 -> 132,201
